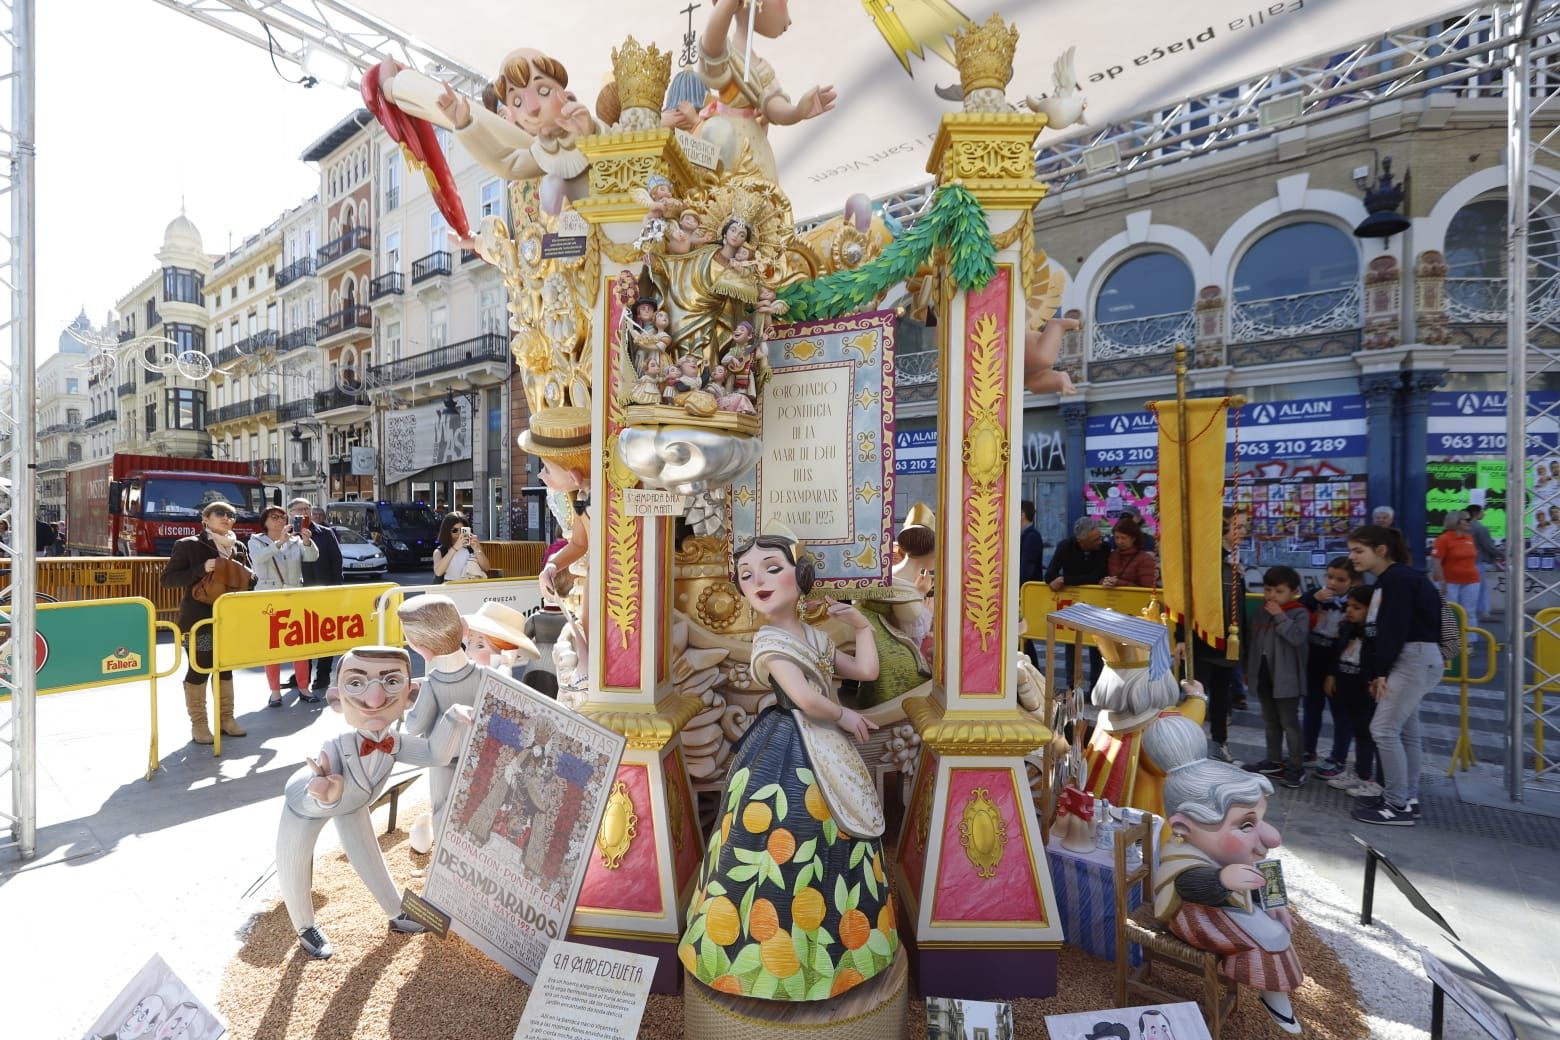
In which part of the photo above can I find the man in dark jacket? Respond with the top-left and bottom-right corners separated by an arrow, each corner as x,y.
1019,500 -> 1045,667
1045,515 -> 1111,692
292,499 -> 344,696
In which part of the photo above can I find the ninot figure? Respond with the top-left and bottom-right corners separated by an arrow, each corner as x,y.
1154,755 -> 1305,1034
275,646 -> 473,959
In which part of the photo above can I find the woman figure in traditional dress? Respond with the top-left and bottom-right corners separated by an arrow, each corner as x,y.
679,530 -> 901,1001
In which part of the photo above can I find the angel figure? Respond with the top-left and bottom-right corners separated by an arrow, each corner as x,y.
697,0 -> 837,182
1023,317 -> 1080,396
1024,45 -> 1089,130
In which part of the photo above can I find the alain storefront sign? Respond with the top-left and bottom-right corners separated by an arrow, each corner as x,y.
208,582 -> 402,670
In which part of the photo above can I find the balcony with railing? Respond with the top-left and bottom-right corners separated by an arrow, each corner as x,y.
275,256 -> 316,289
460,248 -> 482,265
85,409 -> 116,428
367,333 -> 509,385
212,344 -> 243,368
412,251 -> 453,285
290,459 -> 318,480
315,226 -> 372,271
370,272 -> 404,301
255,457 -> 283,478
278,399 -> 315,422
277,327 -> 317,354
144,369 -> 164,384
316,305 -> 373,344
37,457 -> 67,472
1229,284 -> 1362,343
236,329 -> 278,356
314,386 -> 370,416
117,380 -> 137,397
38,422 -> 84,438
896,350 -> 939,387
1088,310 -> 1195,361
117,328 -> 136,343
209,401 -> 250,425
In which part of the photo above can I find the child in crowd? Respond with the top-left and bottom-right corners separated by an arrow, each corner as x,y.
1325,586 -> 1383,798
1244,566 -> 1310,788
1301,557 -> 1360,778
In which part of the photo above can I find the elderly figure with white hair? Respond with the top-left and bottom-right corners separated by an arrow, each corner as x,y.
1371,505 -> 1395,527
1156,744 -> 1306,1034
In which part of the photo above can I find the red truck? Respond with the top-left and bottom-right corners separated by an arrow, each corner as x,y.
66,453 -> 265,556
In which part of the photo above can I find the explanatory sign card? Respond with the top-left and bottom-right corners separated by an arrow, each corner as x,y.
730,309 -> 897,588
512,939 -> 656,1040
418,669 -> 626,985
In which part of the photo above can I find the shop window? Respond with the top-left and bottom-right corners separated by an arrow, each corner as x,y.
1090,251 -> 1194,360
1231,221 -> 1360,341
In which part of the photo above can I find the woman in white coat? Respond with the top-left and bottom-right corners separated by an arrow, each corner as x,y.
250,505 -> 320,707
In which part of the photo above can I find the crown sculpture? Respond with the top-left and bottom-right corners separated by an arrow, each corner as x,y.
611,36 -> 673,132
954,13 -> 1021,113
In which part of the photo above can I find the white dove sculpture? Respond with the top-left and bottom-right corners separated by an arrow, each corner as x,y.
1025,45 -> 1088,130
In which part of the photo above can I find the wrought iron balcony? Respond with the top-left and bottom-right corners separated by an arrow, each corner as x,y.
316,305 -> 373,343
1089,311 -> 1195,361
236,329 -> 278,355
460,248 -> 482,265
144,369 -> 164,384
37,457 -> 67,472
117,380 -> 137,397
411,250 -> 453,284
275,256 -> 316,289
277,327 -> 317,354
117,329 -> 136,343
367,333 -> 509,384
212,344 -> 243,367
314,387 -> 367,414
370,272 -> 404,300
209,401 -> 250,424
290,459 -> 318,479
85,409 -> 117,428
278,399 -> 315,422
255,457 -> 283,478
896,350 -> 939,387
1229,284 -> 1362,343
38,422 -> 84,438
316,226 -> 372,269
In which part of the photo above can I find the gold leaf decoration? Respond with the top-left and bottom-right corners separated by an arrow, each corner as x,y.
856,482 -> 881,504
732,484 -> 755,507
857,431 -> 878,462
855,386 -> 880,410
843,330 -> 879,363
958,787 -> 1007,879
596,780 -> 638,869
784,339 -> 825,362
961,312 -> 1007,651
849,537 -> 879,571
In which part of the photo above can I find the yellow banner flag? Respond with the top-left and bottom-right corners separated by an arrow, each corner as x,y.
1150,397 -> 1232,652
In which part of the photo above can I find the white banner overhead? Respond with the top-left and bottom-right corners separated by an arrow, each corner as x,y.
352,0 -> 1473,219
384,394 -> 473,485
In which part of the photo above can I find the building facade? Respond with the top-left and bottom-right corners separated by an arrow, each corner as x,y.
275,196 -> 326,501
205,218 -> 284,484
112,214 -> 213,459
36,312 -> 92,522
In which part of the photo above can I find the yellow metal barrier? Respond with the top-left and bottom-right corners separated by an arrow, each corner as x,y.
1445,601 -> 1498,775
479,540 -> 547,579
1530,606 -> 1560,775
0,557 -> 182,623
1019,582 -> 1161,640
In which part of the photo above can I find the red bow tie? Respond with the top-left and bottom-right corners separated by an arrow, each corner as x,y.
360,734 -> 396,756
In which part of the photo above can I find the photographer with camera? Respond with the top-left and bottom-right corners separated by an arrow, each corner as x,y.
293,498 -> 343,698
250,504 -> 319,707
432,512 -> 489,584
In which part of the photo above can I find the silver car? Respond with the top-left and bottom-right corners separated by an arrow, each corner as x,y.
333,525 -> 388,579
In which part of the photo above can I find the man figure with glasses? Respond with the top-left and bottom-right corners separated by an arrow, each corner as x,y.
276,646 -> 473,958
288,498 -> 343,699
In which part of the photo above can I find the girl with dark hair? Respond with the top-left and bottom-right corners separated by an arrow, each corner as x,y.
433,512 -> 490,583
679,530 -> 899,1001
1346,524 -> 1443,825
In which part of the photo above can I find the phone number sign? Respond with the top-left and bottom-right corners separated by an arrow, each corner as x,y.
1086,395 -> 1367,468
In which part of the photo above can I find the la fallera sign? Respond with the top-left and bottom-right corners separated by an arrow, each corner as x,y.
211,583 -> 400,670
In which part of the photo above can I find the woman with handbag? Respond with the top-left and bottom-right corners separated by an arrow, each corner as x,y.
678,525 -> 898,1002
431,512 -> 490,583
249,505 -> 319,707
160,500 -> 255,744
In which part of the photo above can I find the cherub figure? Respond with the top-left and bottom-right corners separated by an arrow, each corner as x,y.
1024,316 -> 1080,395
275,647 -> 473,959
756,284 -> 789,317
679,210 -> 714,247
629,355 -> 666,405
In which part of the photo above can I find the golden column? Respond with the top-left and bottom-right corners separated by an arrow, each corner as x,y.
892,18 -> 1064,998
563,40 -> 705,993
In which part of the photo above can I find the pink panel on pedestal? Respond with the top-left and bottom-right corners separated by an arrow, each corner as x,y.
958,267 -> 1012,696
930,766 -> 1045,924
576,762 -> 663,914
602,283 -> 644,688
665,747 -> 703,891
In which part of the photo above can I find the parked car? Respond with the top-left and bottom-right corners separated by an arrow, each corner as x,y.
333,525 -> 388,579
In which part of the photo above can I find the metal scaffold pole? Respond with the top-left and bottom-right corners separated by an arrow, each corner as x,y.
1,0 -> 38,859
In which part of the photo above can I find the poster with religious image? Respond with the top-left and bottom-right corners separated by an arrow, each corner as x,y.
420,669 -> 626,985
729,310 -> 897,587
1044,999 -> 1212,1040
83,953 -> 225,1040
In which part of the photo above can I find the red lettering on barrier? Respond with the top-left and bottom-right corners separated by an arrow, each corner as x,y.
268,608 -> 367,649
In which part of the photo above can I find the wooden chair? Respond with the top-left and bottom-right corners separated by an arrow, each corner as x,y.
1113,817 -> 1240,1039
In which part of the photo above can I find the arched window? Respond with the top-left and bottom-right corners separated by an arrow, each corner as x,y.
1090,251 -> 1195,360
1445,196 -> 1560,322
1230,221 -> 1360,341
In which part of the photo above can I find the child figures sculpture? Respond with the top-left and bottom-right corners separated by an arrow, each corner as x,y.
398,594 -> 518,855
679,527 -> 901,1001
275,647 -> 473,959
1155,751 -> 1306,1034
